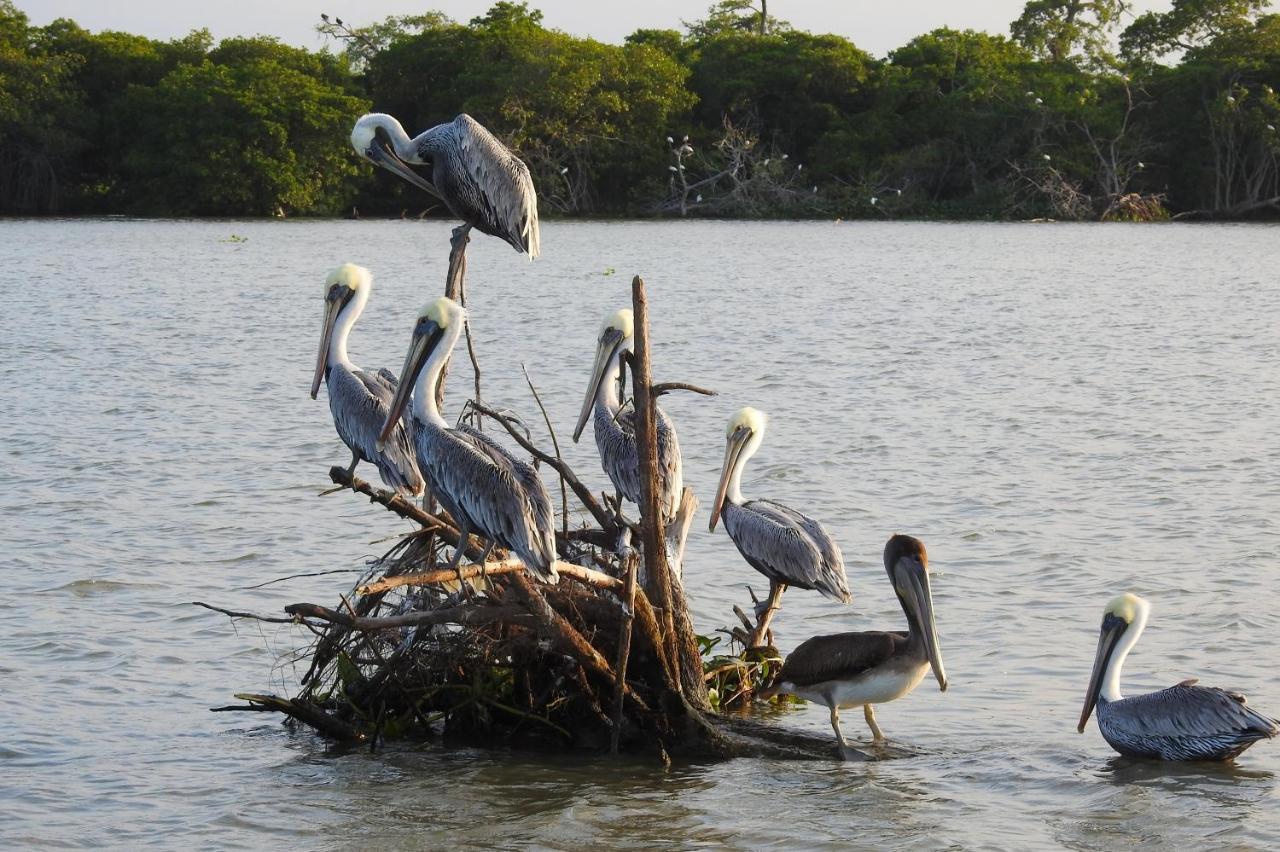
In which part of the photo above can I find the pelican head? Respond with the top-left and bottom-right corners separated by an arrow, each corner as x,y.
1078,592 -> 1150,733
709,406 -> 767,532
379,297 -> 465,446
311,263 -> 372,399
351,113 -> 437,196
884,534 -> 947,692
572,308 -> 635,442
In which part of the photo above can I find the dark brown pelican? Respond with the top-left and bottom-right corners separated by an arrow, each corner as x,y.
709,407 -> 850,604
1078,593 -> 1279,761
310,263 -> 424,497
378,297 -> 557,582
760,534 -> 947,759
350,113 -> 539,258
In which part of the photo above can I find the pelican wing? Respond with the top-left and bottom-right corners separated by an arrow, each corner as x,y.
594,402 -> 683,520
1106,683 -> 1280,759
426,425 -> 557,582
753,499 -> 848,600
726,500 -> 850,602
778,631 -> 908,687
446,114 -> 540,257
327,366 -> 423,496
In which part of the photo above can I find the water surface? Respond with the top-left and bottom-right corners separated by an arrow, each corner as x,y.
2,218 -> 1278,849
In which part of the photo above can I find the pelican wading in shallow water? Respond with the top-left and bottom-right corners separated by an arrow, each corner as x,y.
379,297 -> 557,583
351,113 -> 540,258
310,264 -> 424,498
572,308 -> 683,522
760,534 -> 948,760
1078,593 -> 1278,761
709,407 -> 851,607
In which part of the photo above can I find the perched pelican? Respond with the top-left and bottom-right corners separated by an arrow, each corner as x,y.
310,263 -> 424,498
760,534 -> 947,758
351,113 -> 539,258
572,308 -> 683,522
1078,593 -> 1278,761
709,407 -> 850,604
379,297 -> 557,582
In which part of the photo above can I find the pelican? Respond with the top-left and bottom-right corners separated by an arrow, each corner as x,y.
1078,593 -> 1278,761
379,297 -> 557,582
760,534 -> 947,759
310,263 -> 424,498
572,308 -> 683,523
351,113 -> 539,258
709,407 -> 850,605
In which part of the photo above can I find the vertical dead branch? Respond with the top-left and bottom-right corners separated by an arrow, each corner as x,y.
746,581 -> 786,649
611,538 -> 638,754
437,224 -> 472,410
630,276 -> 711,710
522,364 -> 570,539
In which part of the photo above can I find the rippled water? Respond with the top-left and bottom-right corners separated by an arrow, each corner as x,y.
3,218 -> 1278,849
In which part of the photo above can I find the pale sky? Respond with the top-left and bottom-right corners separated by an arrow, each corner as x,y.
18,0 -> 1177,59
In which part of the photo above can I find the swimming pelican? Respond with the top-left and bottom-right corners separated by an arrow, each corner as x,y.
760,534 -> 947,759
709,407 -> 850,606
571,308 -> 683,523
1078,593 -> 1278,761
351,113 -> 539,258
378,297 -> 557,582
310,263 -> 424,498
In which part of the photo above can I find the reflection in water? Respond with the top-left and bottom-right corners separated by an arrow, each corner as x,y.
1,219 -> 1278,848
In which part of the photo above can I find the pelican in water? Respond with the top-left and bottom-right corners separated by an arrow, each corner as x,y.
1078,593 -> 1278,761
760,534 -> 947,759
379,297 -> 557,582
572,308 -> 683,522
351,113 -> 539,258
709,407 -> 850,605
311,263 -> 424,498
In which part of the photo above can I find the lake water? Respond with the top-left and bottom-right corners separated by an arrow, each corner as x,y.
2,218 -> 1278,849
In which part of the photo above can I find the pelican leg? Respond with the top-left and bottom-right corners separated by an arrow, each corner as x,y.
830,705 -> 847,747
864,704 -> 885,743
346,450 -> 360,480
446,520 -> 471,595
475,539 -> 497,585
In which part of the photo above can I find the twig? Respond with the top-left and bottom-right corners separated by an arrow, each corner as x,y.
192,601 -> 295,624
212,692 -> 365,742
237,569 -> 365,591
521,363 -> 570,540
611,538 -> 639,754
459,259 -> 483,421
356,558 -> 623,595
284,601 -> 532,632
650,382 -> 717,398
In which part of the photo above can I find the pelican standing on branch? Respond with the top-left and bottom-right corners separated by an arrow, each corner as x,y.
310,263 -> 424,498
1078,593 -> 1278,761
351,113 -> 540,258
709,407 -> 850,640
760,534 -> 948,759
572,308 -> 683,523
379,297 -> 558,583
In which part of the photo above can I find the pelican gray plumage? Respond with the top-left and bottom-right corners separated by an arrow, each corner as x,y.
310,263 -> 424,498
571,308 -> 683,522
708,407 -> 850,604
759,534 -> 948,759
351,113 -> 539,258
1078,593 -> 1278,761
378,297 -> 557,583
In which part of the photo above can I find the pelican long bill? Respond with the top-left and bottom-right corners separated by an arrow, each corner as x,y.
709,425 -> 750,532
379,321 -> 442,449
366,127 -> 440,198
311,289 -> 347,399
573,327 -> 625,443
898,555 -> 947,691
1078,614 -> 1126,733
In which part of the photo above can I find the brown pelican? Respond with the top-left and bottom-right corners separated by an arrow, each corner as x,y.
310,263 -> 424,498
571,308 -> 683,522
351,113 -> 540,258
760,534 -> 947,759
378,297 -> 557,582
709,407 -> 850,604
1078,593 -> 1279,761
